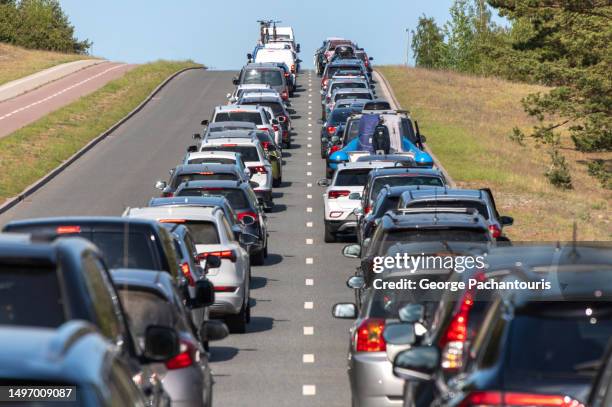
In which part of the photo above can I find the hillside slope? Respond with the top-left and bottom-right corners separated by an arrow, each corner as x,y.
379,65 -> 610,241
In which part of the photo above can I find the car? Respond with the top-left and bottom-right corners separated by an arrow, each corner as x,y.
255,61 -> 297,94
355,49 -> 374,73
0,321 -> 149,406
319,161 -> 397,242
252,49 -> 297,85
251,129 -> 283,186
321,77 -> 370,105
233,63 -> 289,101
0,233 -> 182,406
199,136 -> 274,210
320,107 -> 359,158
182,151 -> 248,175
238,93 -> 292,147
123,206 -> 257,333
321,59 -> 367,91
208,104 -> 278,142
398,187 -> 513,240
589,338 -> 612,407
324,88 -> 374,119
173,180 -> 269,264
227,83 -> 275,103
322,38 -> 354,63
112,269 -> 228,407
395,244 -> 612,407
155,163 -> 251,197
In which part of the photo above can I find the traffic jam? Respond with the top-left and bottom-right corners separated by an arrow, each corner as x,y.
0,21 -> 611,407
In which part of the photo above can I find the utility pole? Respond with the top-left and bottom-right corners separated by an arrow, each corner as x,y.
405,28 -> 410,66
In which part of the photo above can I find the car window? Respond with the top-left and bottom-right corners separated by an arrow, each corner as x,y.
219,214 -> 235,242
400,118 -> 419,144
344,120 -> 361,143
406,200 -> 490,219
182,232 -> 198,258
243,101 -> 284,116
177,188 -> 249,211
117,289 -> 176,338
157,228 -> 180,278
242,69 -> 283,86
380,228 -> 490,254
172,172 -> 238,187
91,231 -> 160,270
329,109 -> 354,125
215,111 -> 263,125
371,176 -> 444,199
335,92 -> 372,101
334,169 -> 371,186
188,157 -> 236,165
183,221 -> 220,245
332,82 -> 366,92
201,146 -> 259,162
0,264 -> 65,327
108,360 -> 147,406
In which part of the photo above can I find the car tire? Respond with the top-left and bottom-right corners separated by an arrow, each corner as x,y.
251,249 -> 265,266
226,305 -> 247,334
324,222 -> 336,243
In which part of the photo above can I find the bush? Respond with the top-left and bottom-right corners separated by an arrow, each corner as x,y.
545,148 -> 572,190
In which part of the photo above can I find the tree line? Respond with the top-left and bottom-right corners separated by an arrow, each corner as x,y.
0,0 -> 91,54
411,0 -> 611,189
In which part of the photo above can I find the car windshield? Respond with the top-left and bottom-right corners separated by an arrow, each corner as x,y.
371,176 -> 444,199
0,265 -> 65,327
335,92 -> 372,101
177,188 -> 250,210
406,200 -> 490,219
201,146 -> 259,162
329,109 -> 354,125
335,169 -> 372,186
243,101 -> 284,116
187,157 -> 236,165
172,173 -> 237,187
243,69 -> 283,86
215,112 -> 262,125
505,302 -> 612,378
91,232 -> 159,270
183,221 -> 220,244
117,290 -> 175,338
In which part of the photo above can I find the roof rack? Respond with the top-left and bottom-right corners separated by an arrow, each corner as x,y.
395,207 -> 478,215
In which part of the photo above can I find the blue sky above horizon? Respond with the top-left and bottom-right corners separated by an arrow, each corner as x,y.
60,0 -> 503,69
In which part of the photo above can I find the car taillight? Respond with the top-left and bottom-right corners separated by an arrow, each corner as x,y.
161,191 -> 174,197
281,91 -> 289,100
261,141 -> 270,150
458,391 -> 583,407
249,166 -> 267,174
326,126 -> 337,135
214,286 -> 238,293
165,340 -> 196,370
489,224 -> 501,238
56,226 -> 81,234
355,318 -> 386,352
329,145 -> 341,154
273,124 -> 279,132
364,206 -> 371,214
237,211 -> 258,223
322,78 -> 329,87
197,250 -> 236,262
328,190 -> 350,199
180,262 -> 195,287
284,72 -> 290,77
290,64 -> 295,73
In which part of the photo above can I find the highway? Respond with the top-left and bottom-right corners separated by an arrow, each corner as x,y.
0,68 -> 356,406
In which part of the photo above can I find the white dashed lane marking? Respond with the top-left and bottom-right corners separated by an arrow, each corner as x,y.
306,257 -> 313,264
305,278 -> 314,286
303,385 -> 316,396
306,238 -> 313,244
303,353 -> 315,362
303,326 -> 314,335
306,222 -> 313,227
304,301 -> 314,309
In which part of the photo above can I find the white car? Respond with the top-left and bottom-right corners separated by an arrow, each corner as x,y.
199,135 -> 274,211
227,84 -> 277,104
255,48 -> 297,74
320,161 -> 394,242
210,104 -> 279,146
123,206 -> 255,333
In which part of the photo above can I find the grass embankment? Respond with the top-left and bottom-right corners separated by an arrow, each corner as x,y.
0,60 -> 202,203
0,43 -> 93,86
378,65 -> 611,241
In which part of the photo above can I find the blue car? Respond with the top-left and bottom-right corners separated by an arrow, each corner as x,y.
327,112 -> 433,177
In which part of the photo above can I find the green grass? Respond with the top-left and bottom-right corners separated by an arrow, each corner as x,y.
0,42 -> 93,86
378,65 -> 611,241
0,60 -> 202,202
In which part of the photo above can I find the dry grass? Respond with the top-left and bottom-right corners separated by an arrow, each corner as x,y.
378,65 -> 611,241
0,42 -> 94,86
0,60 -> 202,203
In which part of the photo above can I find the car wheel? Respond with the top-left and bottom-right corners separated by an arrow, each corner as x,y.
226,306 -> 247,334
324,222 -> 336,243
250,249 -> 265,266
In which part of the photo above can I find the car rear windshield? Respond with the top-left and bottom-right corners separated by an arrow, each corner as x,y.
215,112 -> 262,125
243,69 -> 283,86
117,289 -> 175,338
329,109 -> 354,125
331,82 -> 366,92
91,232 -> 159,270
381,228 -> 490,253
187,157 -> 236,165
504,302 -> 612,378
328,66 -> 361,77
0,265 -> 65,327
335,92 -> 372,101
172,173 -> 237,188
177,188 -> 250,210
335,169 -> 372,186
365,102 -> 391,110
371,176 -> 444,199
406,200 -> 489,219
243,101 -> 284,116
183,221 -> 220,244
201,146 -> 260,162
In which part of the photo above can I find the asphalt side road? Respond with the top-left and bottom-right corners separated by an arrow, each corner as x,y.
0,69 -> 357,406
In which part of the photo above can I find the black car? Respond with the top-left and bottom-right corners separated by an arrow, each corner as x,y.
174,180 -> 269,264
156,163 -> 249,197
0,321 -> 149,406
0,233 -> 182,406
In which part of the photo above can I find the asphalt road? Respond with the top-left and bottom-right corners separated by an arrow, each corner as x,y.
0,69 -> 357,406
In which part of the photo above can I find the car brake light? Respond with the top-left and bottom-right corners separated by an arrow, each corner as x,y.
261,141 -> 270,150
180,262 -> 195,287
158,219 -> 186,223
355,318 -> 386,352
489,224 -> 501,238
327,126 -> 337,135
161,191 -> 174,197
237,211 -> 258,222
458,391 -> 583,407
364,206 -> 371,214
439,291 -> 473,371
281,91 -> 289,100
214,286 -> 238,293
284,73 -> 290,77
56,226 -> 81,234
199,172 -> 214,175
328,190 -> 350,199
329,145 -> 341,154
222,144 -> 238,147
165,340 -> 196,370
197,250 -> 236,263
290,64 -> 295,73
273,124 -> 279,132
249,166 -> 267,174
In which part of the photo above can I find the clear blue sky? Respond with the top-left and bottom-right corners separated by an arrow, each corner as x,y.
59,0 -> 494,69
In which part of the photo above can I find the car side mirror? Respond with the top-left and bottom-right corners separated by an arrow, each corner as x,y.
349,192 -> 361,200
296,59 -> 302,64
383,322 -> 416,346
500,216 -> 514,226
352,207 -> 363,217
190,279 -> 215,308
154,181 -> 167,190
240,215 -> 256,226
247,53 -> 253,60
369,57 -> 374,61
193,133 -> 202,140
277,116 -> 287,123
317,178 -> 330,187
144,325 -> 179,362
419,134 -> 427,143
332,303 -> 357,319
342,244 -> 361,258
296,44 -> 301,52
187,145 -> 198,153
201,119 -> 209,126
398,304 -> 425,323
200,320 -> 229,342
346,275 -> 365,289
239,233 -> 258,246
393,346 -> 440,382
232,77 -> 239,85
